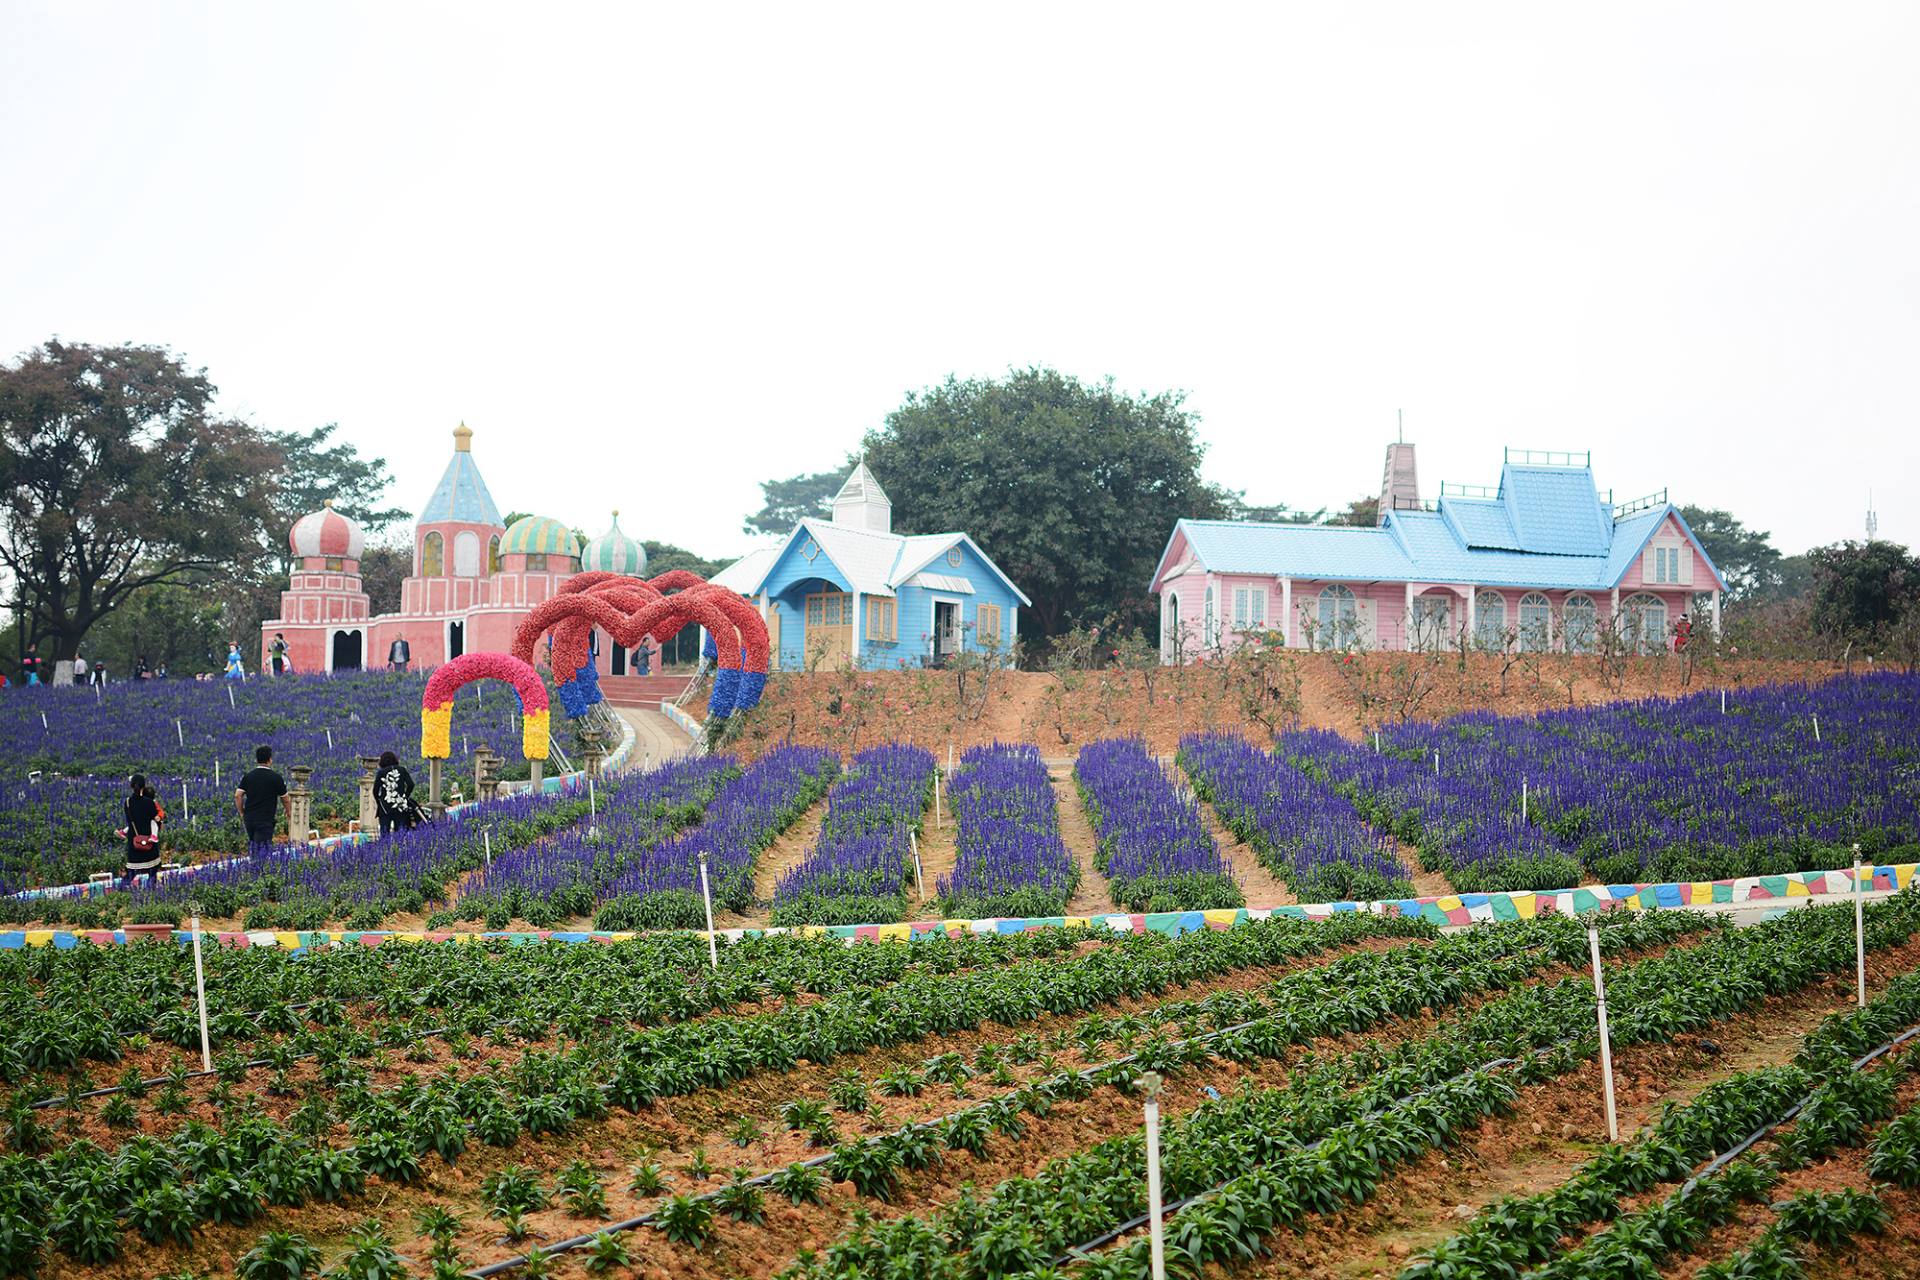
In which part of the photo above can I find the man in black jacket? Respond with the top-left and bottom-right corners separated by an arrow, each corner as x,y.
235,745 -> 290,854
388,637 -> 411,673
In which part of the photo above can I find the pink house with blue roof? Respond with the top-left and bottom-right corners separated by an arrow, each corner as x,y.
1150,443 -> 1726,662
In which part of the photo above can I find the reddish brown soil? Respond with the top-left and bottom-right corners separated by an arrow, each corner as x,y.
718,656 -> 1839,761
1052,767 -> 1120,917
1211,944 -> 1920,1280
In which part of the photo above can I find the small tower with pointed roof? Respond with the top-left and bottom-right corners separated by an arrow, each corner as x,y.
831,461 -> 892,533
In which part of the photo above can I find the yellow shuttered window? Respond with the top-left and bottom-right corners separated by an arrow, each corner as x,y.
976,603 -> 1002,647
806,592 -> 849,627
866,597 -> 897,642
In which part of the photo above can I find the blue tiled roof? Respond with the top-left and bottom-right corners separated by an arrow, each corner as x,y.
1500,465 -> 1611,555
419,451 -> 502,527
1160,504 -> 1682,593
1440,498 -> 1523,550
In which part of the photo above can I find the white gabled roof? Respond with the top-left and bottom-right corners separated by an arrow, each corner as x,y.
709,543 -> 783,595
801,518 -> 905,596
834,461 -> 890,506
722,519 -> 1032,606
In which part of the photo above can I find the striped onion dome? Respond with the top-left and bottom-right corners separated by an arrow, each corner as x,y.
502,514 -> 580,559
289,500 -> 364,560
582,511 -> 647,575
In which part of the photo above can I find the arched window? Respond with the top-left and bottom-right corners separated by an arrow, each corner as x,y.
1203,585 -> 1219,649
1622,593 -> 1669,655
1316,584 -> 1357,648
1409,593 -> 1451,649
488,536 -> 501,574
1474,590 -> 1507,649
453,530 -> 481,576
421,531 -> 444,577
1518,592 -> 1552,651
1163,593 -> 1181,662
1562,594 -> 1597,653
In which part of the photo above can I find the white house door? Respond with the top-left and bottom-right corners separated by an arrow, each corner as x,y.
933,600 -> 960,660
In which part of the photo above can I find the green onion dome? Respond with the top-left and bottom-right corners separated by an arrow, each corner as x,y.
501,514 -> 580,560
582,511 -> 647,575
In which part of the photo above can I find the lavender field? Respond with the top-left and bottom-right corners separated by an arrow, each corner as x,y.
0,673 -> 531,894
7,671 -> 1917,932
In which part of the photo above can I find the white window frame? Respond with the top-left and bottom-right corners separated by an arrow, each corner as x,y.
1231,585 -> 1267,631
1203,585 -> 1220,648
1474,590 -> 1507,649
1517,592 -> 1552,652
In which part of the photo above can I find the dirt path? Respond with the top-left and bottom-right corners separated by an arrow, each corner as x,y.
912,780 -> 960,911
1176,768 -> 1299,908
1395,837 -> 1457,899
1053,766 -> 1121,917
1231,967 -> 1888,1280
704,794 -> 833,930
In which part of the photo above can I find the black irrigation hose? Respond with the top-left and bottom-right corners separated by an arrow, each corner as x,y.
460,925 -> 1627,1278
26,1022 -> 457,1110
462,996 -> 1363,1277
1676,1019 -> 1920,1196
1046,1048 -> 1538,1264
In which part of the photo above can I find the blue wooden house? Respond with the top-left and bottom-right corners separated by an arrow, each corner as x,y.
713,464 -> 1029,670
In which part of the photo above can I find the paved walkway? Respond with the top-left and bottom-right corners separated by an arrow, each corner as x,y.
614,705 -> 695,769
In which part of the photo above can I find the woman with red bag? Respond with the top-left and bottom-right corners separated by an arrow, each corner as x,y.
121,774 -> 165,882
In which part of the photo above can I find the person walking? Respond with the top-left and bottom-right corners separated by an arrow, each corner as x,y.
91,660 -> 108,687
373,751 -> 420,836
235,745 -> 289,854
388,636 -> 411,673
20,643 -> 41,686
268,633 -> 289,677
224,642 -> 245,680
121,774 -> 165,882
73,655 -> 88,684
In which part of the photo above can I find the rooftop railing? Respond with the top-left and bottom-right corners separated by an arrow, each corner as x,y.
1614,488 -> 1669,519
1504,447 -> 1591,467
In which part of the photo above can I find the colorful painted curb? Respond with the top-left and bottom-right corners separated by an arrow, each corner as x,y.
7,861 -> 1910,952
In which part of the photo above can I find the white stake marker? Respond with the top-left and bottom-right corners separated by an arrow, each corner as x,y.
934,771 -> 943,827
1587,925 -> 1618,1142
177,719 -> 185,746
181,780 -> 190,826
1142,1070 -> 1167,1280
910,827 -> 924,891
228,685 -> 236,708
697,851 -> 718,971
1522,777 -> 1528,822
1855,844 -> 1868,1008
190,907 -> 213,1073
214,760 -> 220,787
326,727 -> 334,751
1813,715 -> 1820,743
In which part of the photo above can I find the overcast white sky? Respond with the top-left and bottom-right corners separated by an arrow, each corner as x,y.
3,2 -> 1914,561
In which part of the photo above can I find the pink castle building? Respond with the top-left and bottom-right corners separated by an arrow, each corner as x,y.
262,425 -> 658,682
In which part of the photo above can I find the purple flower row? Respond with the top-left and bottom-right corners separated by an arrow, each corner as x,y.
769,745 -> 936,927
937,743 -> 1079,919
593,744 -> 840,930
1180,732 -> 1414,904
1075,739 -> 1242,912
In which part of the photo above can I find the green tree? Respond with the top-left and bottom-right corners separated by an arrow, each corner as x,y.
358,542 -> 410,615
1807,540 -> 1920,650
860,368 -> 1233,640
1678,506 -> 1787,602
1333,494 -> 1380,527
643,541 -> 726,580
0,340 -> 281,672
79,576 -> 226,674
743,470 -> 842,536
265,424 -> 409,545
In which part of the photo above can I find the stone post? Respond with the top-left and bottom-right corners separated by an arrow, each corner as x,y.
288,765 -> 315,842
580,728 -> 606,783
528,759 -> 544,792
427,759 -> 445,819
357,756 -> 380,832
474,745 -> 503,802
